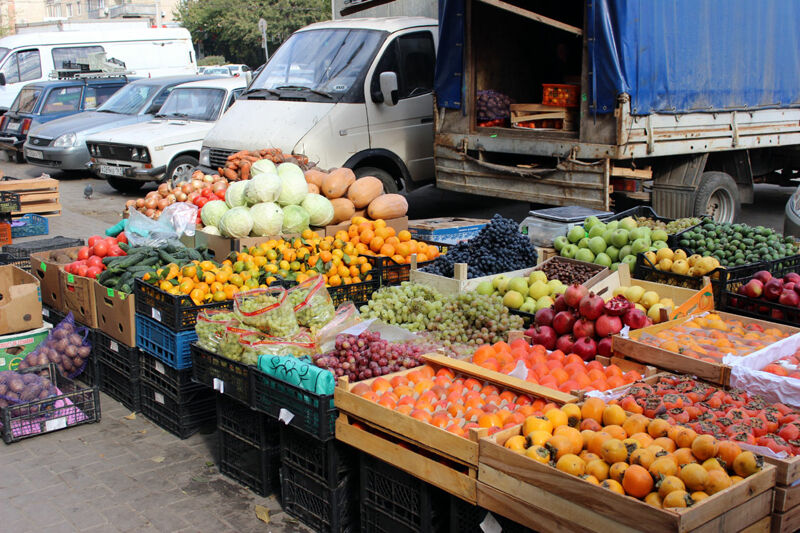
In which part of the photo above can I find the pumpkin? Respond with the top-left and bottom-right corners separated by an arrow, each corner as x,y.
304,169 -> 327,188
367,193 -> 408,219
347,176 -> 384,208
330,198 -> 356,224
321,167 -> 356,199
307,183 -> 320,194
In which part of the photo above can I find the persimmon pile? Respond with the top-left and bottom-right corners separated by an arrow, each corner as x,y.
470,341 -> 643,394
504,397 -> 763,508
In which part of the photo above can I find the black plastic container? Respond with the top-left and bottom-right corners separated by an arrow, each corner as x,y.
138,350 -> 195,399
280,424 -> 355,486
216,393 -> 278,449
448,495 -> 488,533
3,236 -> 84,271
41,305 -> 67,327
280,465 -> 357,533
720,255 -> 800,326
218,428 -> 280,496
134,277 -> 232,332
99,361 -> 140,411
191,343 -> 251,404
327,279 -> 381,307
0,191 -> 20,214
138,381 -> 215,439
95,331 -> 139,378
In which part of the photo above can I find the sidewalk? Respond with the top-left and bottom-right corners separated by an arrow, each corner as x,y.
0,391 -> 309,533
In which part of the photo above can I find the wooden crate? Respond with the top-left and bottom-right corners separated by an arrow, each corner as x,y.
479,424 -> 777,533
0,176 -> 60,217
510,103 -> 577,131
612,311 -> 800,385
767,456 -> 800,532
535,246 -> 558,265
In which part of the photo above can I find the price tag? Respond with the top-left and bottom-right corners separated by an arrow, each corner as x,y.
40,261 -> 46,272
45,417 -> 68,431
151,308 -> 161,322
278,408 -> 295,425
67,274 -> 74,284
110,341 -> 119,353
480,512 -> 501,533
213,378 -> 225,394
154,361 -> 165,374
154,392 -> 165,404
107,288 -> 114,297
42,307 -> 50,317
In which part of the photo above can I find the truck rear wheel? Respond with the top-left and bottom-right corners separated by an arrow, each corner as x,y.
354,166 -> 399,194
694,171 -> 740,223
107,177 -> 144,193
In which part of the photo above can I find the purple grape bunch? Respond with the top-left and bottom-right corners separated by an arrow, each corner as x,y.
312,331 -> 425,382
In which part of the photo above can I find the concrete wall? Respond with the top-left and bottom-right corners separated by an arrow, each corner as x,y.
333,0 -> 437,19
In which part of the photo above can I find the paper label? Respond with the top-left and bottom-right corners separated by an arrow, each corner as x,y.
480,512 -> 501,533
278,408 -> 295,425
213,378 -> 225,394
154,361 -> 165,374
40,261 -> 46,272
42,307 -> 49,317
151,308 -> 161,322
110,341 -> 119,353
154,392 -> 165,404
45,417 -> 68,431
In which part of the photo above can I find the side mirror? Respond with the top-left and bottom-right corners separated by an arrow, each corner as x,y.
145,104 -> 161,115
0,73 -> 6,86
379,72 -> 398,107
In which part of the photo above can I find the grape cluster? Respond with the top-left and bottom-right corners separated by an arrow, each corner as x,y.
422,215 -> 537,278
312,331 -> 425,381
360,282 -> 524,346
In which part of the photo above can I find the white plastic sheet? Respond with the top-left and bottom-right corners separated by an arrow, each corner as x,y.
724,332 -> 800,407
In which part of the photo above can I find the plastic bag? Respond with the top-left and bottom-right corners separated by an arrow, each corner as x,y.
316,303 -> 361,349
0,370 -> 58,410
195,309 -> 240,353
126,202 -> 197,248
217,325 -> 263,363
288,276 -> 335,331
257,354 -> 335,395
245,329 -> 316,360
16,312 -> 92,379
234,287 -> 299,337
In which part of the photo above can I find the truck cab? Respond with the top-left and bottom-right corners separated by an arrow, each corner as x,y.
199,17 -> 438,193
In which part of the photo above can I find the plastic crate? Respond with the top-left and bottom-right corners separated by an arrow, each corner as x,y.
0,364 -> 101,444
2,236 -> 84,271
139,381 -> 215,439
720,255 -> 800,326
216,393 -> 279,449
134,278 -> 232,332
218,428 -> 280,496
0,222 -> 10,246
250,366 -> 336,441
138,350 -> 195,400
448,495 -> 488,533
42,305 -> 67,327
190,343 -> 251,404
542,83 -> 579,107
281,465 -> 358,533
96,331 -> 139,378
280,424 -> 355,486
10,214 -> 48,238
326,278 -> 380,307
368,254 -> 435,287
634,252 -> 729,300
135,314 -> 195,370
359,453 -> 447,533
0,191 -> 20,214
99,361 -> 140,411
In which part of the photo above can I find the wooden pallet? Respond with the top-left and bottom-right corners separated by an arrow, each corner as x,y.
0,176 -> 60,217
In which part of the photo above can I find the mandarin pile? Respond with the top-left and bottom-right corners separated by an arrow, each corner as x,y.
343,217 -> 441,264
503,396 -> 763,507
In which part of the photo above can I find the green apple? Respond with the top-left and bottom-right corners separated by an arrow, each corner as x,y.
578,237 -> 590,249
619,244 -> 632,258
606,220 -> 620,231
631,238 -> 650,254
619,216 -> 637,231
606,245 -> 620,262
611,229 -> 630,248
553,235 -> 569,251
567,225 -> 585,243
652,229 -> 668,243
594,253 -> 612,267
561,244 -> 578,258
588,236 -> 607,255
588,223 -> 606,239
575,248 -> 595,263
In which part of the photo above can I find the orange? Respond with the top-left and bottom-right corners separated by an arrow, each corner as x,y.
398,230 -> 412,242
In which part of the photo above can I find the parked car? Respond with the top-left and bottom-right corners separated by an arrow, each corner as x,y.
225,64 -> 251,77
24,75 -> 216,172
202,66 -> 231,76
198,66 -> 207,74
0,75 -> 131,162
785,187 -> 800,238
87,76 -> 246,191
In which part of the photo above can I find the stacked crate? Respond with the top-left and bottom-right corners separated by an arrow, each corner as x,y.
95,331 -> 140,411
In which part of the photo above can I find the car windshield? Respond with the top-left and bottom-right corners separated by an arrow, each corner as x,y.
156,87 -> 225,121
9,87 -> 41,113
97,83 -> 159,114
250,28 -> 384,99
204,67 -> 229,75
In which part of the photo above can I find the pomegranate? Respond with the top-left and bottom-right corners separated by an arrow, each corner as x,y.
572,337 -> 597,361
572,318 -> 595,339
604,296 -> 632,316
564,284 -> 588,309
578,293 -> 605,320
623,308 -> 647,329
534,307 -> 555,327
553,294 -> 568,313
556,334 -> 575,354
595,314 -> 623,337
597,337 -> 613,357
552,310 -> 577,335
529,325 -> 557,350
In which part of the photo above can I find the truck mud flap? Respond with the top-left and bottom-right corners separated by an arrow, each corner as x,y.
434,145 -> 610,210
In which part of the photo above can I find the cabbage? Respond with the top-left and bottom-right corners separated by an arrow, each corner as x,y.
301,194 -> 334,226
250,158 -> 277,177
277,162 -> 308,206
201,225 -> 221,235
219,206 -> 254,238
282,205 -> 310,234
245,173 -> 281,205
250,202 -> 284,236
225,180 -> 249,208
200,200 -> 229,227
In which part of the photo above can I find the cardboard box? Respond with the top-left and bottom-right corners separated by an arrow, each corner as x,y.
0,265 -> 44,335
195,231 -> 299,260
409,217 -> 488,244
59,268 -> 97,328
0,324 -> 51,371
93,281 -> 135,347
30,246 -> 82,312
320,216 -> 408,238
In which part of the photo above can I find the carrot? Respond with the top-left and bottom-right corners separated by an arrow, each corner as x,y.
240,162 -> 251,181
228,151 -> 249,160
223,168 -> 238,180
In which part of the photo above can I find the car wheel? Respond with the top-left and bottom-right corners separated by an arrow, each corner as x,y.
354,166 -> 400,194
167,155 -> 199,188
693,171 -> 740,223
107,177 -> 144,193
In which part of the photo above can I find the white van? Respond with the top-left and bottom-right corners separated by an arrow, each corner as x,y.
0,27 -> 197,112
199,17 -> 437,192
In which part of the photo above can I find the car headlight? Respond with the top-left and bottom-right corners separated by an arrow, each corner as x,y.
131,147 -> 139,160
199,147 -> 210,167
130,146 -> 150,162
53,132 -> 77,147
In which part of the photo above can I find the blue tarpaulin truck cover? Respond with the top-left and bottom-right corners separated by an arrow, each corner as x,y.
435,0 -> 800,116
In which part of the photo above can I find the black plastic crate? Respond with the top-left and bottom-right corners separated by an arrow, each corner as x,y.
634,252 -> 728,300
96,331 -> 139,378
0,364 -> 101,444
250,366 -> 336,441
720,256 -> 800,326
218,428 -> 280,496
191,343 -> 251,404
139,381 -> 215,439
367,245 -> 440,287
327,278 -> 380,307
134,278 -> 232,332
360,453 -> 447,533
99,361 -> 140,411
280,424 -> 355,485
138,350 -> 195,400
607,206 -> 705,248
216,393 -> 279,449
448,495 -> 487,533
0,191 -> 20,214
281,465 -> 358,533
41,305 -> 67,327
75,327 -> 101,388
2,236 -> 84,271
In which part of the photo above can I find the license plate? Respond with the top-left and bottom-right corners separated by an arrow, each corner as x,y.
6,121 -> 19,132
25,149 -> 42,159
100,165 -> 125,177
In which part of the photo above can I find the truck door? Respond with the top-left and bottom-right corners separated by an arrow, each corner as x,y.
0,49 -> 43,112
365,29 -> 436,182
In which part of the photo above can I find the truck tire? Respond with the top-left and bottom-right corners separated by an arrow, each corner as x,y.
354,166 -> 399,194
107,177 -> 144,193
167,155 -> 199,187
694,171 -> 740,223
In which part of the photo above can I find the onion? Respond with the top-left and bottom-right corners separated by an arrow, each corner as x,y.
157,183 -> 171,197
187,192 -> 200,203
146,190 -> 160,199
191,179 -> 203,190
135,198 -> 145,208
166,194 -> 177,203
192,169 -> 204,180
181,183 -> 193,195
144,196 -> 158,210
212,181 -> 227,195
53,329 -> 67,339
77,346 -> 90,357
144,208 -> 156,218
157,198 -> 169,211
138,207 -> 147,213
176,192 -> 188,202
202,174 -> 215,183
68,333 -> 82,345
125,199 -> 136,210
65,345 -> 78,358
